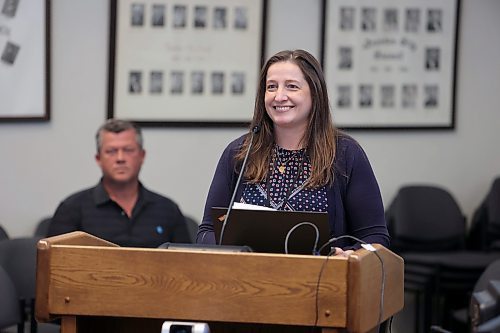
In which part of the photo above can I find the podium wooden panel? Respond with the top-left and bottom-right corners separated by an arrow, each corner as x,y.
35,232 -> 404,333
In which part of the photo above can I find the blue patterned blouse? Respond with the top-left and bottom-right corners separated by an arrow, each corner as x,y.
241,145 -> 328,212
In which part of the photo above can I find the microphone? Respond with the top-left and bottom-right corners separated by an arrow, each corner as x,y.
218,125 -> 260,245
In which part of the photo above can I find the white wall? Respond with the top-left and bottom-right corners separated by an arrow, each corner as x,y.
1,0 -> 499,237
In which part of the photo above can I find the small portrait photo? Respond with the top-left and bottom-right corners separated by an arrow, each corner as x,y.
170,71 -> 184,94
337,85 -> 351,108
425,47 -> 440,71
130,3 -> 145,27
191,71 -> 205,94
211,72 -> 225,94
149,71 -> 163,94
361,7 -> 376,31
128,71 -> 142,94
424,85 -> 439,108
173,5 -> 187,28
338,47 -> 352,70
359,85 -> 373,108
151,4 -> 165,27
2,0 -> 20,18
380,85 -> 395,108
339,7 -> 355,31
405,8 -> 420,32
427,9 -> 442,32
231,72 -> 245,94
194,6 -> 207,28
1,41 -> 20,65
213,7 -> 227,29
402,84 -> 417,108
383,8 -> 398,31
234,7 -> 248,30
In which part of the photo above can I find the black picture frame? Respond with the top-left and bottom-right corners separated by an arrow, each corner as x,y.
107,0 -> 267,127
0,0 -> 51,122
321,0 -> 460,130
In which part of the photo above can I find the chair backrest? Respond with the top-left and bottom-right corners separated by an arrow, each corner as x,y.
0,224 -> 9,240
0,265 -> 21,329
184,216 -> 199,243
487,177 -> 500,230
467,177 -> 500,250
387,185 -> 466,252
0,237 -> 40,301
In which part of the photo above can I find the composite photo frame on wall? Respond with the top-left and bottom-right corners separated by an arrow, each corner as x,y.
108,0 -> 267,127
0,0 -> 50,122
321,0 -> 460,130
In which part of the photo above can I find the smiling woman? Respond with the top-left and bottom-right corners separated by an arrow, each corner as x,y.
264,61 -> 312,147
197,49 -> 390,256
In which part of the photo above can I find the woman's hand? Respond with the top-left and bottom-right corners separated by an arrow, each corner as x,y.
333,247 -> 354,257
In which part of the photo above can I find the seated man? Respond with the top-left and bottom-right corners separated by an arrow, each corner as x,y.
47,119 -> 190,247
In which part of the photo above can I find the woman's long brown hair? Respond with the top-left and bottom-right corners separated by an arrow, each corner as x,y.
236,50 -> 338,188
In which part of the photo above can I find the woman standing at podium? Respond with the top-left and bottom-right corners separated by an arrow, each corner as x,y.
197,49 -> 389,255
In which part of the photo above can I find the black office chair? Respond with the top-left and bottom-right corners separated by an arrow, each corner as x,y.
467,177 -> 500,251
184,216 -> 199,243
387,185 -> 467,253
0,224 -> 9,240
484,177 -> 500,250
387,185 -> 500,333
0,265 -> 22,332
387,184 -> 465,333
0,237 -> 41,333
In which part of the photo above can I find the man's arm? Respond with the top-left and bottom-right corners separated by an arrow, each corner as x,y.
46,200 -> 82,237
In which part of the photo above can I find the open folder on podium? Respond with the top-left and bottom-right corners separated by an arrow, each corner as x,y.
211,206 -> 331,255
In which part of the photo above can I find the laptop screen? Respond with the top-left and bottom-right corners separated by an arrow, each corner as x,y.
211,207 -> 330,255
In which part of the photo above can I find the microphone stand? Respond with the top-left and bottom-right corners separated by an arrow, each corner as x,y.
218,126 -> 260,245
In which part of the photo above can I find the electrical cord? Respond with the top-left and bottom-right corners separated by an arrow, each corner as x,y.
388,315 -> 394,333
283,221 -> 320,255
314,235 -> 386,332
313,246 -> 336,329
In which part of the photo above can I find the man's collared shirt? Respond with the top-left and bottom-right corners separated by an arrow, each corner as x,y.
48,181 -> 191,247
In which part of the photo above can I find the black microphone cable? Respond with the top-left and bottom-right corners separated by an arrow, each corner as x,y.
218,125 -> 260,245
313,235 -> 387,332
283,221 -> 320,255
313,246 -> 336,330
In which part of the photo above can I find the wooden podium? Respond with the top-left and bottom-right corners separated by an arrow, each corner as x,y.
35,232 -> 404,333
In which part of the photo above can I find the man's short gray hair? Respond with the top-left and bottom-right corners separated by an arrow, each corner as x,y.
95,118 -> 143,152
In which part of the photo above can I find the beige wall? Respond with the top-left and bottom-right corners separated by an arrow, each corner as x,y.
1,0 -> 499,237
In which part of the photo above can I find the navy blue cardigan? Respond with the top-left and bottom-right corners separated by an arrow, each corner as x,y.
197,133 -> 390,249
